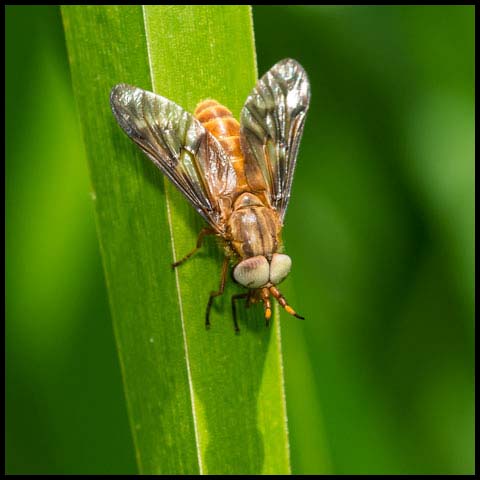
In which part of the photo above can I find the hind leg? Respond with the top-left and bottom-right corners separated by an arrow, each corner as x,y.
205,256 -> 229,329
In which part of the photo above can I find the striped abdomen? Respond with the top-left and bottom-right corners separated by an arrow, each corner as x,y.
194,99 -> 248,192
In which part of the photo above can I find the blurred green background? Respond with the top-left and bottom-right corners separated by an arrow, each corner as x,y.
6,5 -> 474,475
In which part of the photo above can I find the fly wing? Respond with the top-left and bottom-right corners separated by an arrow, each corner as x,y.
240,58 -> 310,222
110,84 -> 237,232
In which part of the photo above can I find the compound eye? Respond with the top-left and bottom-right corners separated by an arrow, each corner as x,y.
269,253 -> 292,285
233,256 -> 269,288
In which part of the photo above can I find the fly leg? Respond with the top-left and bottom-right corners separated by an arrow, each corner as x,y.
231,293 -> 249,334
261,287 -> 272,327
172,227 -> 216,268
245,289 -> 255,309
205,256 -> 229,329
269,286 -> 305,320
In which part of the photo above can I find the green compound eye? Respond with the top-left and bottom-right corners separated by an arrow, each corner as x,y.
269,254 -> 291,285
233,256 -> 269,288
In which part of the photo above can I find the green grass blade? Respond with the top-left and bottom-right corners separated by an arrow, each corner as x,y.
62,5 -> 290,475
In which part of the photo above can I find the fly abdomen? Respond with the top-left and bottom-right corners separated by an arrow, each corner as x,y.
194,99 -> 248,190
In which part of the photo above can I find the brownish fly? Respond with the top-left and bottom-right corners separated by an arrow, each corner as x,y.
110,58 -> 310,332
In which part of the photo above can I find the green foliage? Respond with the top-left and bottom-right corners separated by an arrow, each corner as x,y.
254,5 -> 474,475
6,6 -> 136,475
6,5 -> 474,476
61,5 -> 290,475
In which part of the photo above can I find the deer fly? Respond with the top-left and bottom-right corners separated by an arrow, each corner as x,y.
110,58 -> 310,332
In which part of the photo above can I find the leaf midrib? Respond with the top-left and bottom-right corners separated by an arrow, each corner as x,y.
142,7 -> 203,474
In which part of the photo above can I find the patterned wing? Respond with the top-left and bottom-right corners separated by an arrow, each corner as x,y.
240,58 -> 310,222
110,84 -> 237,232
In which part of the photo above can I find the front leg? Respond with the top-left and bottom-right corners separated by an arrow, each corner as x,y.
231,293 -> 249,334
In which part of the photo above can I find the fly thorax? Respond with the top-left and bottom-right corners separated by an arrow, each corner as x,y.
228,206 -> 278,258
233,192 -> 264,209
233,253 -> 292,289
228,193 -> 279,258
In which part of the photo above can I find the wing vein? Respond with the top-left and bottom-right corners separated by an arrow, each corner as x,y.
240,58 -> 310,221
